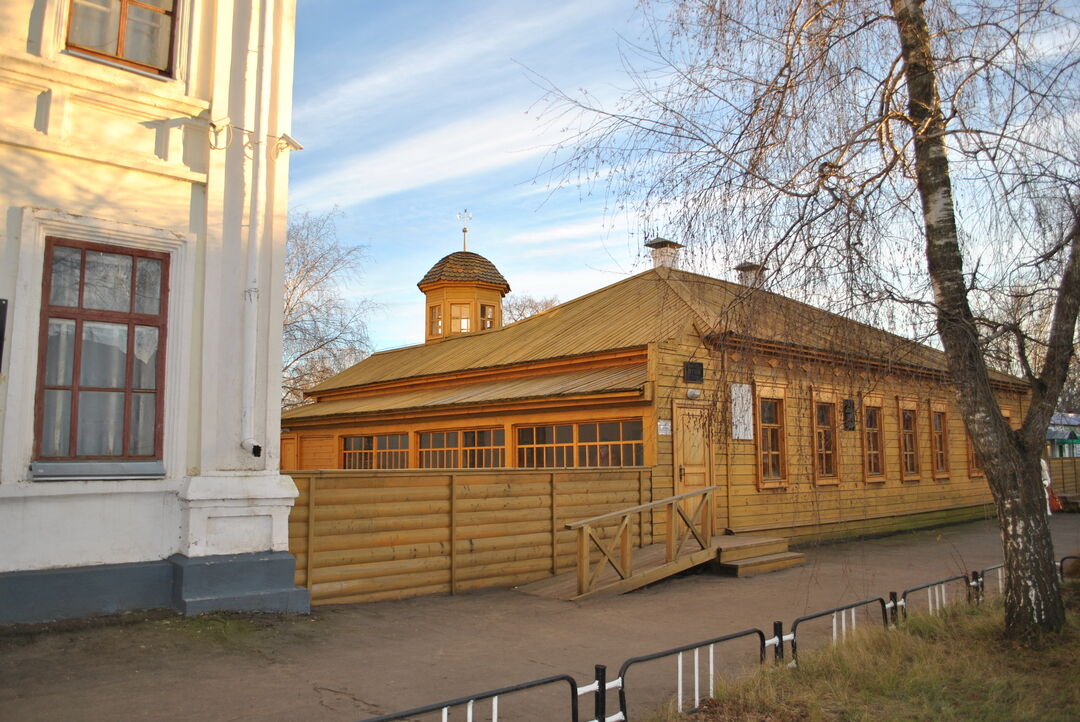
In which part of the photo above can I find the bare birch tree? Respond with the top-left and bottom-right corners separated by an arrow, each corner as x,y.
503,293 -> 561,323
282,210 -> 372,408
543,0 -> 1080,637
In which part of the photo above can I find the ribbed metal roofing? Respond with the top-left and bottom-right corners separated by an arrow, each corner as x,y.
308,266 -> 1022,396
418,251 -> 510,292
284,365 -> 646,420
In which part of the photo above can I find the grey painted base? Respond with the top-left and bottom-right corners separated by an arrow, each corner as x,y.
0,551 -> 309,625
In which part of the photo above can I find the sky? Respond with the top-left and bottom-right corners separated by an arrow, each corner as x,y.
290,0 -> 661,351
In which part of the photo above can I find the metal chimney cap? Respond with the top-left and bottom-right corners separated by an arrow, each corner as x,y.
645,237 -> 684,250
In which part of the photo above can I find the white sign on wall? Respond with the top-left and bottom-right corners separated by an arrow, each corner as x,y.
657,419 -> 672,436
731,383 -> 754,440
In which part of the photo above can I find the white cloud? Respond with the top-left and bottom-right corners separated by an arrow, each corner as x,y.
290,105 -> 570,209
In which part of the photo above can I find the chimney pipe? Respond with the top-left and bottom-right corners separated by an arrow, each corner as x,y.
735,262 -> 766,287
645,237 -> 684,269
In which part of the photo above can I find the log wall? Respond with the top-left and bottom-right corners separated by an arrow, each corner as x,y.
287,467 -> 652,605
1050,457 -> 1080,496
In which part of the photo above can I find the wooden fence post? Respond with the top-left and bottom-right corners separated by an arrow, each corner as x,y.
550,472 -> 558,575
450,473 -> 457,595
306,475 -> 316,591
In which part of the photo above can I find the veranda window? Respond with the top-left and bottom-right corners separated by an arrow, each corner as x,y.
35,238 -> 168,464
67,0 -> 178,75
419,428 -> 505,468
342,434 -> 408,469
516,420 -> 644,468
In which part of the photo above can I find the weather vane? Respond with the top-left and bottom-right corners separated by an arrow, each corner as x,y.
456,209 -> 473,251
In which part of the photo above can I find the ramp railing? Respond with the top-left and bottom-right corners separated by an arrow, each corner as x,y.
565,486 -> 719,596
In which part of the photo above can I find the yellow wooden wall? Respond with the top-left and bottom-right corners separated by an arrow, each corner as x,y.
1050,457 -> 1080,496
287,468 -> 652,605
653,330 -> 1026,539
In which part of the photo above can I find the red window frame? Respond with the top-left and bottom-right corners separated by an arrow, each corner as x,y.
900,407 -> 920,478
66,0 -> 178,76
931,410 -> 949,476
813,400 -> 838,482
34,237 -> 169,461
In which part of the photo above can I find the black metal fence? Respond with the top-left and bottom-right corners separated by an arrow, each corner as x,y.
358,556 -> 1075,722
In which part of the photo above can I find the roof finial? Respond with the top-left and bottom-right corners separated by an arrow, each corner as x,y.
456,209 -> 473,252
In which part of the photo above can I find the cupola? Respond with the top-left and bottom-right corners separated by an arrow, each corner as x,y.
418,251 -> 510,343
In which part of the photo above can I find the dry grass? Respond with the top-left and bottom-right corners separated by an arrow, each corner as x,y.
666,588 -> 1080,722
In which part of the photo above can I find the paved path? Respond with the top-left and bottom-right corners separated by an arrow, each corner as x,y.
3,514 -> 1079,722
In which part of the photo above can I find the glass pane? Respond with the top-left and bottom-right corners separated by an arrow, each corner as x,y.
69,0 -> 120,55
129,392 -> 156,455
84,251 -> 132,311
123,4 -> 172,69
493,429 -> 504,446
816,403 -> 832,427
555,425 -> 573,444
49,246 -> 82,307
761,400 -> 778,426
77,390 -> 124,456
622,420 -> 642,441
132,326 -> 158,389
135,258 -> 162,314
599,422 -> 620,442
536,426 -> 552,444
866,407 -> 879,429
420,433 -> 432,449
578,423 -> 597,443
139,0 -> 175,10
45,318 -> 76,385
81,322 -> 128,388
40,390 -> 71,457
518,427 -> 533,445
446,432 -> 458,448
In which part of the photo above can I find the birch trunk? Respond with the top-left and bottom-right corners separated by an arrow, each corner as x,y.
891,0 -> 1065,636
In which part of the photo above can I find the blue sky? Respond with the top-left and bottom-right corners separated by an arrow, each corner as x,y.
290,0 -> 658,351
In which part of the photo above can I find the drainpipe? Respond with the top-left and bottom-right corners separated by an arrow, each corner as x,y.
240,0 -> 274,459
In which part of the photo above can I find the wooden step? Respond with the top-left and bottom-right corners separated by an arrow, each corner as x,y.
717,551 -> 805,578
717,538 -> 789,563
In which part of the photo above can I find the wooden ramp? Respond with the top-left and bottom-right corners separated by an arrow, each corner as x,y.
517,534 -> 803,601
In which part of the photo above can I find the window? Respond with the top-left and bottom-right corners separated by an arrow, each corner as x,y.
968,436 -> 985,475
758,397 -> 786,482
428,305 -> 443,336
480,304 -> 495,330
814,401 -> 837,481
516,420 -> 644,468
67,0 -> 178,75
900,406 -> 919,478
450,303 -> 471,333
35,238 -> 168,463
863,405 -> 885,480
419,427 -> 505,468
931,410 -> 948,476
342,433 -> 408,470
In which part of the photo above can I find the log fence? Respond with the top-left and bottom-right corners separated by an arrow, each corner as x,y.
287,468 -> 652,605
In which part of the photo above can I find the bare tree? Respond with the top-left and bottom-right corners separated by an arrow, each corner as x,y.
282,210 -> 372,408
543,0 -> 1080,637
503,293 -> 561,323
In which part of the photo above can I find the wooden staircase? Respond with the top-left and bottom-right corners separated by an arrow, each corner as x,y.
714,537 -> 805,577
515,487 -> 804,600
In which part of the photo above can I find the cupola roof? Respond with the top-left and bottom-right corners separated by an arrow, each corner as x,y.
418,251 -> 510,293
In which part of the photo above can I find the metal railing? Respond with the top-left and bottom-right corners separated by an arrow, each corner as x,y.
615,628 -> 768,716
360,554 -> 1076,722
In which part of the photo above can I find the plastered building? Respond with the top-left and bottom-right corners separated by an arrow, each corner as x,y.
0,0 -> 308,622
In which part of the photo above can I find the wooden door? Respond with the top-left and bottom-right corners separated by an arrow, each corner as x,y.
674,402 -> 713,496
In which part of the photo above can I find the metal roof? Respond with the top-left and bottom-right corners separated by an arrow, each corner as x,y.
285,364 -> 646,420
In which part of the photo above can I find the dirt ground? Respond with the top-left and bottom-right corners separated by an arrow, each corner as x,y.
3,514 -> 1079,722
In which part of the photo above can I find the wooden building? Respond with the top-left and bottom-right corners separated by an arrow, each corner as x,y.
281,244 -> 1025,602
